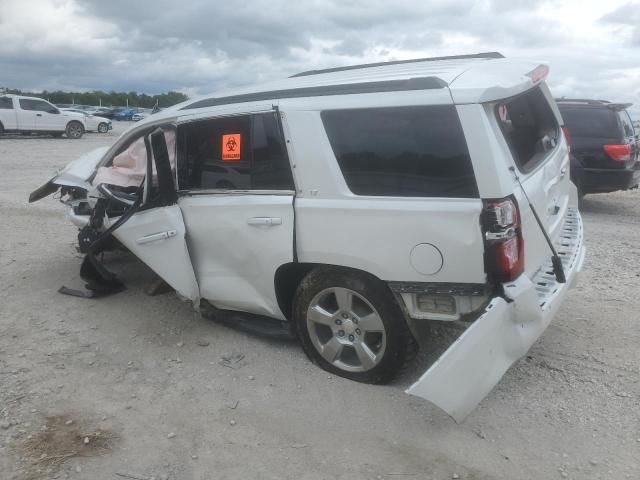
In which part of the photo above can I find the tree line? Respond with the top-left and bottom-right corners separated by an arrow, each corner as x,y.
0,88 -> 189,108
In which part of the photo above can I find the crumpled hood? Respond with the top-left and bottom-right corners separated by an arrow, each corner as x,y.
28,146 -> 109,202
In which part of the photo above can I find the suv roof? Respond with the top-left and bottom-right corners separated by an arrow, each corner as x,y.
176,53 -> 548,112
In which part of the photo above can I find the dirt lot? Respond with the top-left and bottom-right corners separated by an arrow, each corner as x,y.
1,123 -> 638,480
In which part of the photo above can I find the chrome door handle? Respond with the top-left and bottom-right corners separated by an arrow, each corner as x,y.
247,217 -> 282,226
560,167 -> 567,178
136,230 -> 177,244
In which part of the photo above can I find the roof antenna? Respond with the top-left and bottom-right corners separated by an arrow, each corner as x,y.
509,166 -> 566,284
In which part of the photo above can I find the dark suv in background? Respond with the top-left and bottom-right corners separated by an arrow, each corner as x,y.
557,99 -> 639,197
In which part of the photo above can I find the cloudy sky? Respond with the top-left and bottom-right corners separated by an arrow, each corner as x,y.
1,0 -> 639,116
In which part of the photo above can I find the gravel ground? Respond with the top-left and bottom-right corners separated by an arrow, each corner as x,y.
0,123 -> 638,480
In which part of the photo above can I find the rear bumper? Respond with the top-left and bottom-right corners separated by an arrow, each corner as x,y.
407,209 -> 585,422
574,165 -> 640,193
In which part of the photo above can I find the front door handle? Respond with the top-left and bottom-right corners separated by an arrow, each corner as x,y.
36,113 -> 42,117
247,217 -> 282,226
136,230 -> 177,244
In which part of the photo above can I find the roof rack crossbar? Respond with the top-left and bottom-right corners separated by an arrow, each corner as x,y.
181,77 -> 447,111
290,52 -> 505,78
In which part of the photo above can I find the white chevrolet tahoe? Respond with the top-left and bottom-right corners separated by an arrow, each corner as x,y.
30,53 -> 585,421
0,94 -> 86,138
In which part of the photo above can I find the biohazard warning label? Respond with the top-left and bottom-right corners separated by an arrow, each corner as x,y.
222,133 -> 241,161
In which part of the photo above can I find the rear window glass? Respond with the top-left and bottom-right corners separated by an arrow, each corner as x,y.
321,105 -> 478,198
558,106 -> 620,138
0,97 -> 13,109
496,87 -> 560,173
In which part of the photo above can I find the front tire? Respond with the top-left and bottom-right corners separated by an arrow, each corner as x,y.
97,122 -> 109,133
65,121 -> 84,139
293,267 -> 415,384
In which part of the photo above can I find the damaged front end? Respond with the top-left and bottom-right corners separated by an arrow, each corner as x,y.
29,128 -> 198,303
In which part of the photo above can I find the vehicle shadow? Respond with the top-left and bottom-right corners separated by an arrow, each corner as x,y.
579,191 -> 639,216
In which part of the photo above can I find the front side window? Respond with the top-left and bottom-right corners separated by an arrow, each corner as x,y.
321,105 -> 478,198
0,97 -> 13,109
496,87 -> 560,172
19,98 -> 57,113
177,112 -> 294,191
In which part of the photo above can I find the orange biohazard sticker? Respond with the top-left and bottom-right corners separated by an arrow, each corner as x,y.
222,133 -> 241,161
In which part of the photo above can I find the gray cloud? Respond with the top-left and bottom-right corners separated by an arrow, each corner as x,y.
0,0 -> 638,118
599,2 -> 640,45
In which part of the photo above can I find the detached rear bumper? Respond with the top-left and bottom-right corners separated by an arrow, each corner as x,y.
407,209 -> 585,422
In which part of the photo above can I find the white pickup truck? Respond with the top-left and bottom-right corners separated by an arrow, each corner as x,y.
0,94 -> 87,138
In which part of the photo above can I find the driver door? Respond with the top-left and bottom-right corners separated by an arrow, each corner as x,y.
103,128 -> 200,301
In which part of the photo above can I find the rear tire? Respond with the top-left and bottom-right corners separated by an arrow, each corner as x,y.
293,266 -> 415,384
65,121 -> 84,139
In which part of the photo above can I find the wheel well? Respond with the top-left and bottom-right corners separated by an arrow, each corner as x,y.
67,120 -> 83,129
274,263 -> 388,320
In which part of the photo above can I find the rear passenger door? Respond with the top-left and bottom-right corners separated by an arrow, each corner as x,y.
176,109 -> 296,319
17,98 -> 39,130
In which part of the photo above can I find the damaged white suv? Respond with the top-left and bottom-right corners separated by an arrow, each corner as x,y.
30,52 -> 585,421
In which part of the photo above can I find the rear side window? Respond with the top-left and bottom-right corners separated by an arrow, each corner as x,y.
496,87 -> 560,173
0,97 -> 13,109
559,106 -> 620,138
321,105 -> 478,198
619,110 -> 635,138
177,112 -> 294,191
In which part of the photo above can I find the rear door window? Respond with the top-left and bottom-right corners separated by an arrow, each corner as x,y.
0,97 -> 13,109
321,105 -> 478,198
559,106 -> 620,138
496,87 -> 560,173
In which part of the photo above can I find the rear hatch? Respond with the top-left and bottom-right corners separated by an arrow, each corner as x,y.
494,84 -> 573,279
558,104 -> 637,169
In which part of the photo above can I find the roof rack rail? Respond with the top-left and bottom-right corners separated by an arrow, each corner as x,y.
290,52 -> 505,78
181,77 -> 447,111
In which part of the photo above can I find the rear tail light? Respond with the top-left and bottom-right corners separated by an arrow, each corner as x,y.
482,197 -> 524,283
561,126 -> 572,152
603,144 -> 632,162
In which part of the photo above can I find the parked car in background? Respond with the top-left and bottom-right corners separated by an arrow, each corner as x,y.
114,108 -> 141,121
132,110 -> 150,122
557,99 -> 639,197
61,108 -> 112,133
0,94 -> 86,138
30,53 -> 585,421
